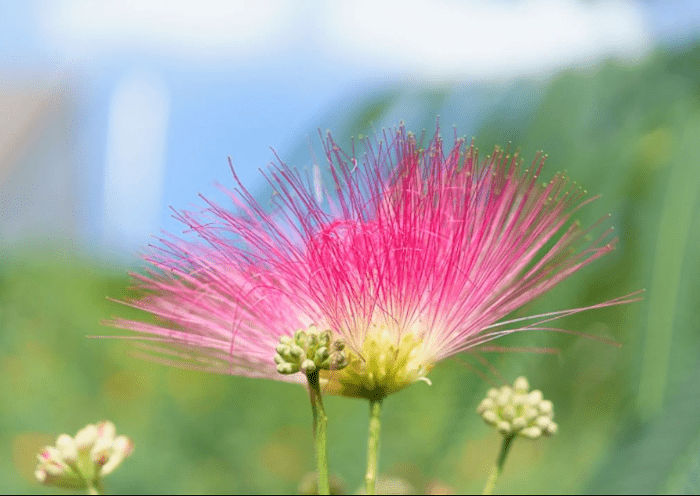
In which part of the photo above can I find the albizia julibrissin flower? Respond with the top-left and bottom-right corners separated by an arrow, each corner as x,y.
109,125 -> 642,401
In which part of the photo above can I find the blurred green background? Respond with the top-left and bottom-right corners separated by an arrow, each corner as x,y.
2,42 -> 700,494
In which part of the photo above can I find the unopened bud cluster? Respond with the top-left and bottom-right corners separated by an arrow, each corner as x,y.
477,377 -> 558,439
275,325 -> 348,375
35,421 -> 133,491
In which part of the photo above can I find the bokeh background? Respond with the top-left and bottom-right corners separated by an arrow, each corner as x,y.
2,0 -> 700,493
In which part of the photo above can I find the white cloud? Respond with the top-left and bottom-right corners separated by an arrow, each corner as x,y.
39,0 -> 297,60
320,0 -> 651,81
39,0 -> 652,80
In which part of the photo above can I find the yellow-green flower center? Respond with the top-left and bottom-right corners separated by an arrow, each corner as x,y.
321,325 -> 434,400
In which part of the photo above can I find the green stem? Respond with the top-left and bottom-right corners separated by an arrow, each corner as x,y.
482,434 -> 515,495
365,399 -> 382,495
86,479 -> 103,495
306,371 -> 330,495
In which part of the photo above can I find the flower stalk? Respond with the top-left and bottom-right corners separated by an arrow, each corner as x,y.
478,377 -> 558,494
482,433 -> 515,495
275,328 -> 348,495
365,400 -> 382,495
306,370 -> 330,495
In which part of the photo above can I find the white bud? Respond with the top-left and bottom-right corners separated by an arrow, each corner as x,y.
520,426 -> 542,439
496,388 -> 512,407
113,436 -> 134,458
545,422 -> 558,435
535,416 -> 552,430
75,425 -> 98,451
477,398 -> 494,414
486,388 -> 499,399
497,421 -> 512,434
512,416 -> 527,430
523,406 -> 539,422
100,436 -> 134,476
37,446 -> 61,465
525,390 -> 543,406
481,410 -> 499,425
55,435 -> 78,463
35,468 -> 47,483
511,393 -> 526,407
91,438 -> 112,467
513,376 -> 529,393
538,400 -> 554,416
501,404 -> 516,420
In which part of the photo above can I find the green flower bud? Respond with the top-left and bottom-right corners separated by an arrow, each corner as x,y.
301,359 -> 317,374
477,376 -> 558,440
275,326 -> 348,377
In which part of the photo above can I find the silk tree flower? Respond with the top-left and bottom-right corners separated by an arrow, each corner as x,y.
109,125 -> 641,401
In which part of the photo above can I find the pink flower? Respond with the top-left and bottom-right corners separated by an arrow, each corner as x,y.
109,125 -> 641,400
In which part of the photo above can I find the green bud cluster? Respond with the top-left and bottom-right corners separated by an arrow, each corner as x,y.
275,325 -> 349,375
477,377 -> 558,439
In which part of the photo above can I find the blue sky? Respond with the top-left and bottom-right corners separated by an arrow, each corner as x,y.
1,0 -> 699,259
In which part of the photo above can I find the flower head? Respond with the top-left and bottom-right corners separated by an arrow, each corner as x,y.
110,125 -> 641,400
35,421 -> 133,491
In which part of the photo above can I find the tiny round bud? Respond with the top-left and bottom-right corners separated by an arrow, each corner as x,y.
523,406 -> 539,422
511,393 -> 525,407
314,347 -> 330,364
477,398 -> 494,414
330,354 -> 348,371
535,416 -> 552,430
294,330 -> 307,344
100,436 -> 134,476
74,425 -> 98,450
496,388 -> 512,407
301,359 -> 316,374
276,363 -> 296,374
513,376 -> 529,393
481,410 -> 499,425
538,400 -> 554,416
520,426 -> 542,439
545,422 -> 558,435
512,416 -> 527,430
35,468 -> 47,483
486,388 -> 499,400
497,421 -> 512,434
526,390 -> 543,406
55,435 -> 78,463
501,404 -> 516,420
